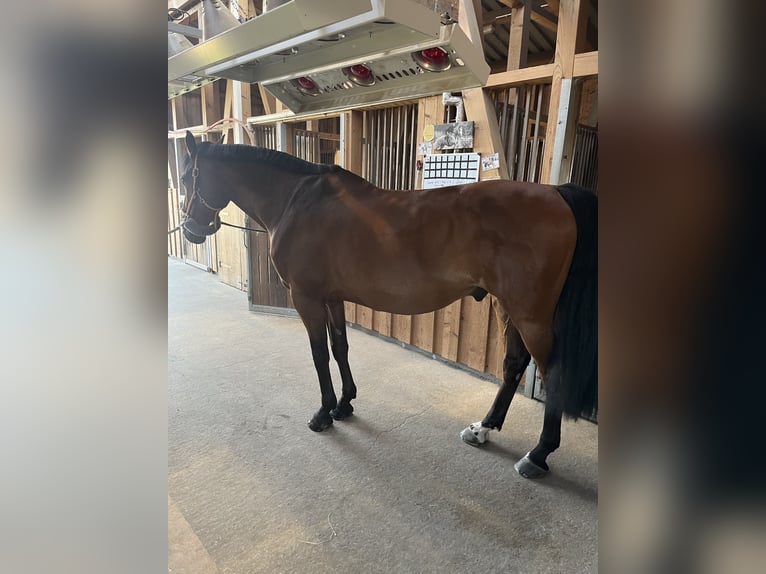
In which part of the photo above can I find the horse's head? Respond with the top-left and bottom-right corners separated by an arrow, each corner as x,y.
180,131 -> 229,244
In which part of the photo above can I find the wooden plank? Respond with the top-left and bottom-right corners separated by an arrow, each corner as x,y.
539,0 -> 581,184
431,308 -> 445,357
217,203 -> 246,290
258,85 -> 277,115
373,311 -> 392,337
573,50 -> 598,77
256,234 -> 270,306
530,8 -> 558,34
456,296 -> 491,372
239,83 -> 252,140
411,313 -> 435,353
485,297 -> 504,380
440,301 -> 462,362
344,302 -> 357,324
453,0 -> 509,181
391,314 -> 412,345
486,63 -> 555,88
357,305 -> 373,330
462,88 -> 510,180
507,0 -> 530,71
201,82 -> 221,129
345,110 -> 364,175
487,52 -> 597,89
221,80 -> 233,143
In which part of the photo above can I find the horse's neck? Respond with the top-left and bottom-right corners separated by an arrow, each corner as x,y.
231,163 -> 306,231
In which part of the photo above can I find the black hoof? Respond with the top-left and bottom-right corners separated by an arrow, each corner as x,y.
330,402 -> 354,420
308,411 -> 334,432
514,453 -> 549,479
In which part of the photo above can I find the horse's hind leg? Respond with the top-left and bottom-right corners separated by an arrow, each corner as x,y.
515,400 -> 563,479
326,300 -> 356,420
292,293 -> 338,432
513,320 -> 561,478
461,304 -> 530,446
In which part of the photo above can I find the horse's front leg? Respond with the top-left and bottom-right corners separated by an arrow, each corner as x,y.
293,293 -> 337,432
326,300 -> 356,420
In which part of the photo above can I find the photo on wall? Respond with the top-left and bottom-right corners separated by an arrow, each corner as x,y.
433,121 -> 474,150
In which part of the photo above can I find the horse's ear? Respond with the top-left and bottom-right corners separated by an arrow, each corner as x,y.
185,131 -> 197,155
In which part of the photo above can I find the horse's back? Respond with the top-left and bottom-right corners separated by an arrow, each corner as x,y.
274,174 -> 578,316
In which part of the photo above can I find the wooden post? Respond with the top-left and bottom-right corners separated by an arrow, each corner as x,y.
459,0 -> 510,180
343,110 -> 364,324
221,80 -> 233,143
258,85 -> 277,115
201,82 -> 221,139
506,1 -> 530,71
346,111 -> 363,174
539,0 -> 581,184
277,122 -> 295,155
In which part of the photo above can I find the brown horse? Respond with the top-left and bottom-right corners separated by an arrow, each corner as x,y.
180,131 -> 597,478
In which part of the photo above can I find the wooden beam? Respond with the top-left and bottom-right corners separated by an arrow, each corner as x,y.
258,85 -> 277,116
507,0 -> 530,70
539,0 -> 580,184
344,110 -> 363,175
459,0 -> 509,181
200,82 -> 222,138
573,50 -> 598,77
221,80 -> 233,143
530,7 -> 558,33
486,51 -> 597,88
483,7 -> 513,27
487,63 -> 555,88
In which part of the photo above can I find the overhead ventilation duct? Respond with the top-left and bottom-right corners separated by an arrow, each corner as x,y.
167,0 -> 489,113
201,0 -> 240,41
168,32 -> 194,58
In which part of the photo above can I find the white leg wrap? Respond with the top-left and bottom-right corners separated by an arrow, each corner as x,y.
460,421 -> 491,446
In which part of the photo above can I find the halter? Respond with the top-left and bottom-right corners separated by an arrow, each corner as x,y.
182,153 -> 223,237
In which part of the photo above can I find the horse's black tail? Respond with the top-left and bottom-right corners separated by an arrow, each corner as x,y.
545,183 -> 598,420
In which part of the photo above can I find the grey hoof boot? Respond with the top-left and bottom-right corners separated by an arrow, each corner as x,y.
514,452 -> 549,479
460,422 -> 490,447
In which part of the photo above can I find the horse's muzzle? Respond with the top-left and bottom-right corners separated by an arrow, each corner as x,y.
181,214 -> 221,243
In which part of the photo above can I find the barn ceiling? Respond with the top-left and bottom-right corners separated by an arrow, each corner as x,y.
479,0 -> 598,72
168,0 -> 598,101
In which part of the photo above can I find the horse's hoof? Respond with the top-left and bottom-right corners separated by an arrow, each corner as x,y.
460,422 -> 490,447
308,412 -> 333,432
330,402 -> 354,420
514,453 -> 549,479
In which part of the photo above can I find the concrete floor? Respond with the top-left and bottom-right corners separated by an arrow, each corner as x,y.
168,258 -> 598,573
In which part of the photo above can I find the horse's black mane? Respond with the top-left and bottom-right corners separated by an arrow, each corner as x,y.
197,141 -> 342,175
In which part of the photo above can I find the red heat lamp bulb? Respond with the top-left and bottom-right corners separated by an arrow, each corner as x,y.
343,64 -> 375,86
297,76 -> 316,90
350,64 -> 372,79
422,48 -> 447,64
413,47 -> 451,72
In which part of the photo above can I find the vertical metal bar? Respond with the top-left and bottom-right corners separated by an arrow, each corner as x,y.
384,108 -> 389,187
529,85 -> 544,183
410,103 -> 417,189
368,111 -> 374,181
385,108 -> 392,189
393,107 -> 401,189
518,86 -> 532,181
508,87 -> 521,180
362,111 -> 368,178
399,107 -> 405,190
388,108 -> 395,189
375,110 -> 382,187
399,106 -> 407,191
